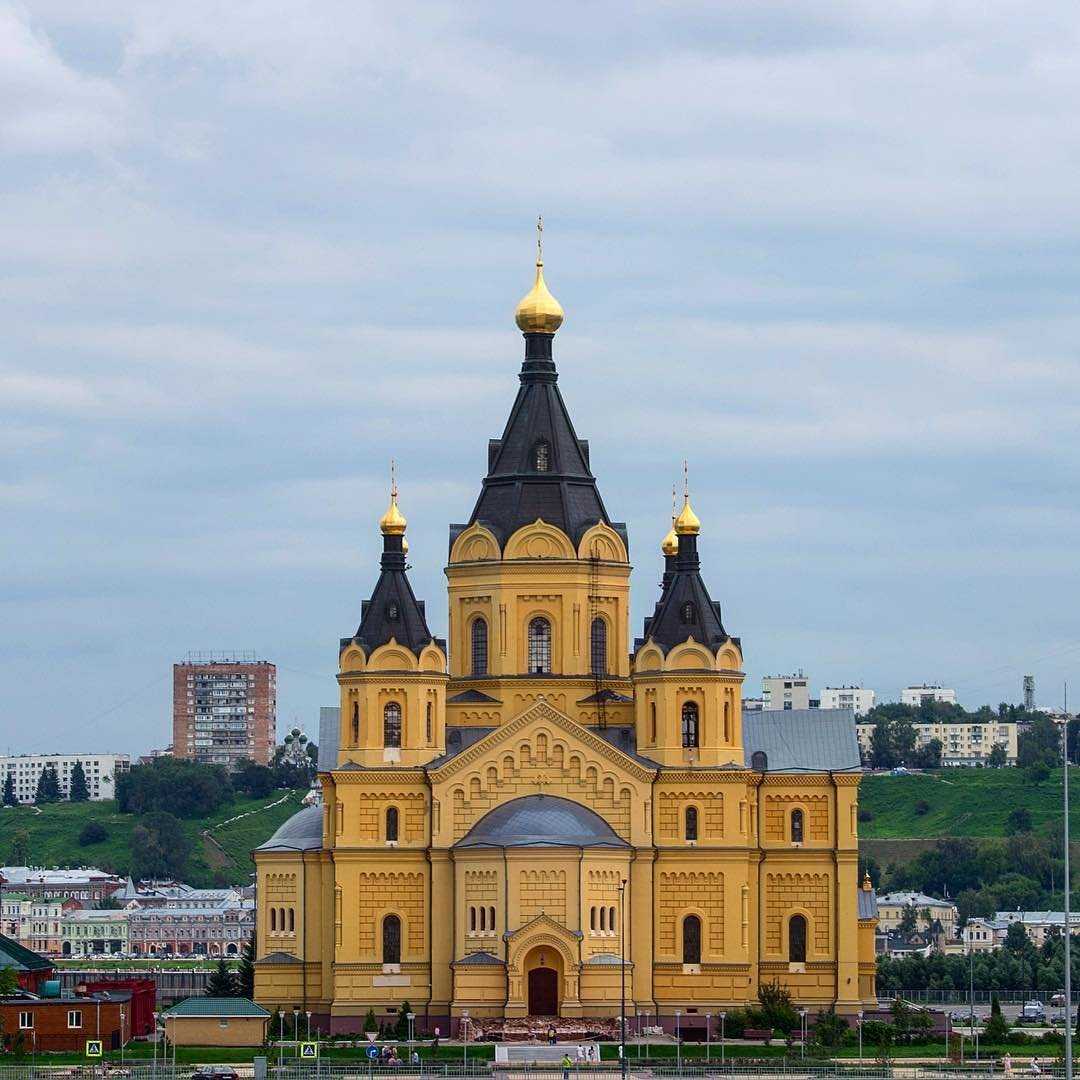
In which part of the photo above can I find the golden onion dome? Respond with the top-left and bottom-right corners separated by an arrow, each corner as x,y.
379,468 -> 407,536
661,525 -> 679,556
675,495 -> 700,536
514,216 -> 563,334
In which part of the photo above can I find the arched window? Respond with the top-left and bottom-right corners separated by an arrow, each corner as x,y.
270,908 -> 277,932
425,702 -> 433,743
590,907 -> 597,932
791,808 -> 804,844
351,701 -> 359,745
650,701 -> 657,743
383,703 -> 402,748
609,906 -> 617,934
382,914 -> 401,964
288,908 -> 295,932
469,907 -> 476,932
479,907 -> 486,931
681,702 -> 699,748
723,700 -> 731,742
386,806 -> 399,842
590,617 -> 607,676
789,914 -> 807,963
534,441 -> 551,472
489,906 -> 496,932
680,601 -> 696,624
279,907 -> 286,932
471,618 -> 488,677
528,618 -> 552,674
599,907 -> 606,933
682,914 -> 702,964
751,750 -> 768,771
685,806 -> 699,841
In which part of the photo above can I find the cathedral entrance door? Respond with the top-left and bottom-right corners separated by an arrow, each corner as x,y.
528,967 -> 559,1016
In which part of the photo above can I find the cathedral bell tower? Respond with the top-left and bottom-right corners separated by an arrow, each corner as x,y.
337,472 -> 448,767
444,221 -> 633,729
631,475 -> 746,766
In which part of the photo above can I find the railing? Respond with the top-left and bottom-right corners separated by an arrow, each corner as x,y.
894,990 -> 1077,1006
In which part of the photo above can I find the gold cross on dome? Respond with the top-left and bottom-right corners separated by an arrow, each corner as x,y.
536,215 -> 543,264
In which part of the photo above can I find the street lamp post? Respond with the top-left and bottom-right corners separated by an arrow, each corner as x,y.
720,1012 -> 726,1066
461,1011 -> 469,1071
153,1011 -> 159,1077
857,1011 -> 863,1063
705,1014 -> 711,1062
407,1012 -> 416,1047
675,1010 -> 681,1071
306,1010 -> 312,1040
799,1009 -> 808,1059
619,879 -> 628,1080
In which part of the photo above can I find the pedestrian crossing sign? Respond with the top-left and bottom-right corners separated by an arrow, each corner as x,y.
85,1040 -> 103,1058
299,1042 -> 319,1059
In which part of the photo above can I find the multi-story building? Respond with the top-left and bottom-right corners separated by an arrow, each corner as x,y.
253,251 -> 877,1030
0,754 -> 130,804
855,720 -> 1018,766
0,868 -> 123,904
762,672 -> 811,711
128,903 -> 254,957
875,891 -> 957,939
900,684 -> 957,707
3,895 -> 78,955
819,686 -> 876,717
61,909 -> 129,957
172,654 -> 277,767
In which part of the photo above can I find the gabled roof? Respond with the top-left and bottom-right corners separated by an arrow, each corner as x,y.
345,534 -> 443,660
164,997 -> 270,1018
0,934 -> 53,972
451,338 -> 626,552
255,951 -> 303,966
454,950 -> 504,966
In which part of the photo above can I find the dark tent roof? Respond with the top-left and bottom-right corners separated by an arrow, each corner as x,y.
451,334 -> 627,552
455,794 -> 628,849
0,933 -> 53,972
343,533 -> 444,660
255,805 -> 323,852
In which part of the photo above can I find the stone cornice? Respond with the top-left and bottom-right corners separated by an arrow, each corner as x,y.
428,699 -> 657,785
657,769 -> 754,783
328,768 -> 428,784
337,670 -> 449,682
760,773 -> 855,787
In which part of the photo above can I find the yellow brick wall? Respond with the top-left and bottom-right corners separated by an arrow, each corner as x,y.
763,794 -> 829,842
519,868 -> 566,922
658,791 -> 724,839
765,871 -> 830,956
357,871 -> 425,955
657,871 -> 724,958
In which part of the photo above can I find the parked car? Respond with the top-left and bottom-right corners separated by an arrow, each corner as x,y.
1021,1001 -> 1046,1021
1050,992 -> 1067,1007
193,1070 -> 239,1080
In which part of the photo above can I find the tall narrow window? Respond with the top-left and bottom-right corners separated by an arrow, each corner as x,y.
471,618 -> 488,677
590,907 -> 597,932
528,618 -> 552,674
469,907 -> 476,932
425,702 -> 433,743
383,703 -> 402,748
382,914 -> 401,964
270,908 -> 277,932
386,806 -> 399,842
791,808 -> 804,844
479,907 -> 486,931
682,915 -> 702,964
681,702 -> 699,748
680,601 -> 696,624
489,906 -> 496,931
288,908 -> 295,932
590,617 -> 607,676
534,441 -> 550,472
609,906 -> 617,934
789,914 -> 807,963
599,907 -> 606,932
650,701 -> 657,743
723,700 -> 731,742
685,806 -> 699,841
351,702 -> 359,745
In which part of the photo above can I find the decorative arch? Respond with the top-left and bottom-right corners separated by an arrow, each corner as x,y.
589,615 -> 608,676
339,646 -> 366,672
577,523 -> 629,563
788,912 -> 808,963
449,522 -> 501,564
634,645 -> 663,673
368,643 -> 418,672
419,643 -> 446,673
668,641 -> 715,670
504,519 -> 576,560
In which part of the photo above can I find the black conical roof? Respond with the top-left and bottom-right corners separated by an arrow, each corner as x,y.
635,533 -> 732,656
342,534 -> 444,659
451,334 -> 628,553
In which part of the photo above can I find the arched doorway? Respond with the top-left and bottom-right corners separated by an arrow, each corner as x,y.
528,966 -> 558,1016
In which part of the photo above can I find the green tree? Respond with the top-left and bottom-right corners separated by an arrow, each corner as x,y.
130,811 -> 191,880
910,738 -> 942,768
68,761 -> 90,802
34,765 -> 60,804
1003,921 -> 1031,954
394,1000 -> 413,1040
78,821 -> 108,846
988,743 -> 1008,767
205,958 -> 237,997
237,933 -> 256,999
870,720 -> 898,769
0,967 -> 19,995
9,828 -> 30,866
96,894 -> 122,910
117,757 -> 232,818
756,980 -> 799,1033
984,993 -> 1010,1043
899,904 -> 918,934
1018,715 -> 1061,770
363,1008 -> 378,1034
1,773 -> 15,806
1006,808 -> 1033,835
232,758 -> 276,799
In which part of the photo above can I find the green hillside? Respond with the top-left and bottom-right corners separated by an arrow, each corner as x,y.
0,792 -> 302,887
860,767 -> 1072,838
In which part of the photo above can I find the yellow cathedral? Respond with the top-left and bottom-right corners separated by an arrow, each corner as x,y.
253,238 -> 878,1033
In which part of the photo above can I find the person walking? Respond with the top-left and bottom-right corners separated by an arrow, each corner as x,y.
1003,1052 -> 1013,1077
561,1052 -> 573,1080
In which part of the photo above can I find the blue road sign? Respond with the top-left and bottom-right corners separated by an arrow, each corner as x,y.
366,1045 -> 379,1060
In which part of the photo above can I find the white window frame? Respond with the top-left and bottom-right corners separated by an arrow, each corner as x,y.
19,1011 -> 33,1030
68,1010 -> 83,1029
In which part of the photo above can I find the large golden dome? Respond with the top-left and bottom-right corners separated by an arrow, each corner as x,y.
514,217 -> 563,334
379,466 -> 407,536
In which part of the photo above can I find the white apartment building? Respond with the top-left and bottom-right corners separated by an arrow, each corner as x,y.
900,684 -> 958,706
819,686 -> 876,716
875,891 -> 957,939
762,673 -> 810,712
856,720 -> 1018,765
0,753 -> 131,804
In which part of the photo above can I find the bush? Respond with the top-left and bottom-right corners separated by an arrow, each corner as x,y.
1005,808 -> 1033,835
78,821 -> 107,846
811,1007 -> 849,1049
914,800 -> 931,816
858,809 -> 874,823
756,980 -> 800,1034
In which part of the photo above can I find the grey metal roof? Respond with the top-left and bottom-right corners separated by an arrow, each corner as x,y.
256,951 -> 303,965
164,997 -> 270,1018
584,952 -> 628,966
858,889 -> 879,920
455,794 -> 629,849
255,805 -> 323,851
426,726 -> 497,768
743,709 -> 860,772
454,950 -> 505,966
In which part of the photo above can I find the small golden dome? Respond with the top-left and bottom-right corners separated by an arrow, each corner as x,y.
675,495 -> 700,536
401,535 -> 409,555
379,464 -> 407,536
661,525 -> 679,556
514,217 -> 563,334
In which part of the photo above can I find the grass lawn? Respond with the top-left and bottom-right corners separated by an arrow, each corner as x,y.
0,792 -> 302,887
859,767 -> 1075,839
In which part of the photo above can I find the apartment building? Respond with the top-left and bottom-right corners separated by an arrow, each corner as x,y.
61,909 -> 129,957
761,672 -> 811,711
0,868 -> 123,904
900,684 -> 958,706
875,891 -> 957,939
819,686 -> 876,716
172,654 -> 277,767
0,754 -> 130,804
856,720 -> 1018,765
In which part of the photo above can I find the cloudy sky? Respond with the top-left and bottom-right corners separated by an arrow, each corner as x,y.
4,1 -> 1079,756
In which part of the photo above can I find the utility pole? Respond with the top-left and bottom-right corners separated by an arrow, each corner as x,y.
1064,681 -> 1073,1080
619,879 -> 628,1080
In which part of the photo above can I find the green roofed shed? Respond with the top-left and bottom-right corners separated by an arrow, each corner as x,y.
162,998 -> 270,1048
